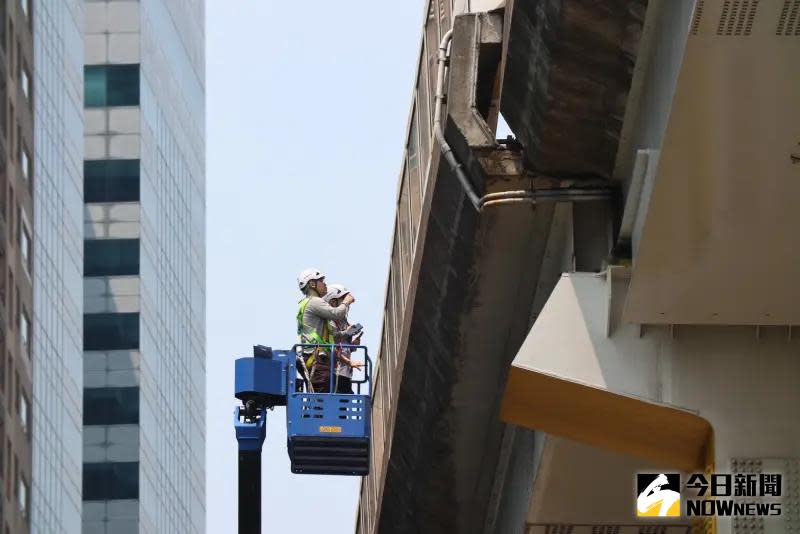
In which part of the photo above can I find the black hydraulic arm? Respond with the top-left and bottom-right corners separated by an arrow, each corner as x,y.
239,449 -> 261,534
234,398 -> 267,534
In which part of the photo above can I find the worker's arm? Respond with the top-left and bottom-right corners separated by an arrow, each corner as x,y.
337,352 -> 364,369
306,297 -> 350,321
330,319 -> 350,338
330,322 -> 349,341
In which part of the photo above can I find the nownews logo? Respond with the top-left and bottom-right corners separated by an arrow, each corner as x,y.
636,473 -> 782,518
637,474 -> 681,517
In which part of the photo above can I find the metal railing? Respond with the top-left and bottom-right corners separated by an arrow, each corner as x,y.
291,343 -> 373,397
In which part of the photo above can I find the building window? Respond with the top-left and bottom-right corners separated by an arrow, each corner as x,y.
18,476 -> 27,518
7,103 -> 15,158
84,239 -> 139,277
12,453 -> 17,498
20,222 -> 30,274
84,387 -> 139,425
20,309 -> 29,356
83,462 -> 139,501
6,17 -> 13,58
20,65 -> 29,100
4,354 -> 10,395
14,287 -> 18,330
18,390 -> 28,436
83,313 -> 139,351
5,443 -> 10,496
4,271 -> 9,318
408,112 -> 419,174
20,145 -> 30,180
84,159 -> 140,202
84,64 -> 139,108
7,189 -> 13,240
8,271 -> 15,331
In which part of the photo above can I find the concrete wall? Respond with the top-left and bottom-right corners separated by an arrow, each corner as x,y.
504,271 -> 800,532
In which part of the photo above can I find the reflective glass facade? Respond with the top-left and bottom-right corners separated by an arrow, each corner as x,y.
83,0 -> 205,532
83,387 -> 138,426
138,0 -> 205,530
31,1 -> 85,533
84,239 -> 139,277
83,159 -> 139,203
83,313 -> 140,351
84,65 -> 139,108
82,462 -> 138,501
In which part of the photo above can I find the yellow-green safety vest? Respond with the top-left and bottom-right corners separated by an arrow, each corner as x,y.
296,297 -> 334,368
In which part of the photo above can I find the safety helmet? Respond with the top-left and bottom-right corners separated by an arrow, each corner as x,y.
323,284 -> 350,303
297,268 -> 325,290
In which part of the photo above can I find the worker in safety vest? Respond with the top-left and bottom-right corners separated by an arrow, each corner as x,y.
296,268 -> 354,393
323,284 -> 364,394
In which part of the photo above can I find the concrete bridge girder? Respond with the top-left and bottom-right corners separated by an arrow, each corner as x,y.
372,0 -> 651,531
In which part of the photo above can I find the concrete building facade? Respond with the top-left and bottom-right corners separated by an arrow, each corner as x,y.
358,1 -> 799,533
82,1 -> 205,532
0,0 -> 36,531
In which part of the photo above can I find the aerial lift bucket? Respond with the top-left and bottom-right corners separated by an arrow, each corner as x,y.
286,344 -> 372,476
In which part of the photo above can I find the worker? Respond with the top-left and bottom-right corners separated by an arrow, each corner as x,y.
323,284 -> 365,394
296,268 -> 355,393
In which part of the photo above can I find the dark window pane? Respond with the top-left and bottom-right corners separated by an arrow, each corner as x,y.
84,387 -> 139,426
84,239 -> 139,277
83,462 -> 138,501
83,313 -> 139,351
84,160 -> 140,203
84,67 -> 107,107
106,65 -> 139,106
84,65 -> 139,108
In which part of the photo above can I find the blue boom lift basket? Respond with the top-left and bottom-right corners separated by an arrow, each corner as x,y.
233,344 -> 372,533
286,344 -> 372,476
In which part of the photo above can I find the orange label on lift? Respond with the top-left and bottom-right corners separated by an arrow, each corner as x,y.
319,425 -> 342,433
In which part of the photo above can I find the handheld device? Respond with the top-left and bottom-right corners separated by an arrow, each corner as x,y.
344,323 -> 364,339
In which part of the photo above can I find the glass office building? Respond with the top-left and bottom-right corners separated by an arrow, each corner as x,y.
31,2 -> 85,533
82,1 -> 205,532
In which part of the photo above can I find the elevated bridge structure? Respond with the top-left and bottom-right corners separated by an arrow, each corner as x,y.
357,2 -> 800,533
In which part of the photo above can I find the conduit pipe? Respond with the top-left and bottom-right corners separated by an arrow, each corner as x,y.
432,29 -> 614,211
479,188 -> 613,209
433,29 -> 483,211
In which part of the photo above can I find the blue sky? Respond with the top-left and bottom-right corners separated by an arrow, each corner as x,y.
206,2 -> 425,531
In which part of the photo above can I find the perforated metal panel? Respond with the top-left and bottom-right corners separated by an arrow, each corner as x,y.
776,0 -> 800,35
730,457 -> 799,534
692,0 -> 707,35
624,0 -> 800,325
715,0 -> 760,35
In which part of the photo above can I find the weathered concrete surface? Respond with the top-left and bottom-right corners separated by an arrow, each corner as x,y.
377,137 -> 553,534
375,19 -> 559,532
371,3 -> 647,532
501,0 -> 647,178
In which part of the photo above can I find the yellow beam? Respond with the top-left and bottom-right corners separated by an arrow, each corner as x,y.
501,366 -> 713,472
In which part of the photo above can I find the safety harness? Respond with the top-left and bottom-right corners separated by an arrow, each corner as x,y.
296,297 -> 333,370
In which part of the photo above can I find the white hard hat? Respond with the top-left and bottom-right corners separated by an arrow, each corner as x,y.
323,284 -> 349,303
297,268 -> 325,290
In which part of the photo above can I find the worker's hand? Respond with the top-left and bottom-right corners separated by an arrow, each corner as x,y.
343,293 -> 355,305
353,333 -> 363,345
350,361 -> 365,369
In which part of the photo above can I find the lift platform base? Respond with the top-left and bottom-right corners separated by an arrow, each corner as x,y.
288,436 -> 370,476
